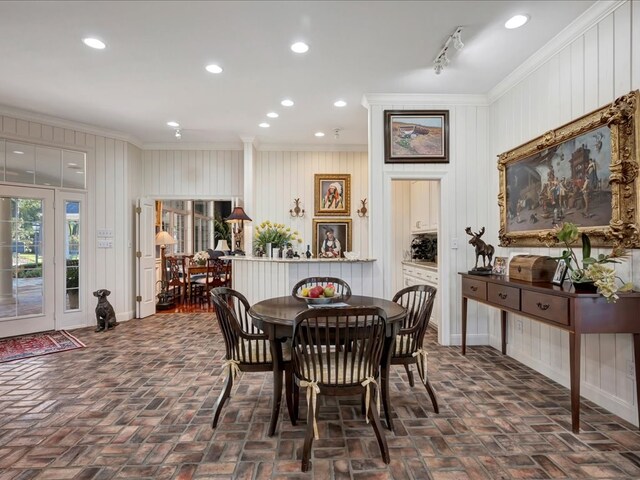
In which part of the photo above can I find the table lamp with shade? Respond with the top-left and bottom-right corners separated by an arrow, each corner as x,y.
155,230 -> 177,309
225,206 -> 252,255
215,239 -> 230,253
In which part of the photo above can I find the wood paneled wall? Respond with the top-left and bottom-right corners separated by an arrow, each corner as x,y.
487,1 -> 639,424
253,151 -> 368,257
140,149 -> 243,198
0,114 -> 136,324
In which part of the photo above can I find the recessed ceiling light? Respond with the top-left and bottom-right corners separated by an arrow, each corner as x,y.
281,99 -> 294,107
67,162 -> 77,167
205,64 -> 223,74
82,37 -> 106,49
290,42 -> 309,53
505,14 -> 529,29
314,132 -> 325,137
266,112 -> 279,118
167,121 -> 180,128
25,170 -> 34,174
77,171 -> 84,174
334,100 -> 347,107
12,150 -> 24,155
259,123 -> 270,128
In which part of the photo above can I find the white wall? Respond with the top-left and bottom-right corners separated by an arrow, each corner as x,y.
391,180 -> 412,295
366,98 -> 491,348
140,149 -> 243,199
487,1 -> 639,424
0,114 -> 136,324
253,150 -> 369,257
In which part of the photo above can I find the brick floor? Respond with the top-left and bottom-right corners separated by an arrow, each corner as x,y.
1,313 -> 639,479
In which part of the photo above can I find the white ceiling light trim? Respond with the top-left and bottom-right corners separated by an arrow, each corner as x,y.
333,100 -> 347,107
205,64 -> 223,74
166,121 -> 179,127
505,14 -> 530,29
259,122 -> 270,128
281,99 -> 294,107
12,150 -> 24,154
290,42 -> 309,53
314,132 -> 325,137
266,112 -> 279,118
82,37 -> 106,49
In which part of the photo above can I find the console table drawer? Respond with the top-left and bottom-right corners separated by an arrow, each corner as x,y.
488,283 -> 520,310
462,277 -> 487,300
521,291 -> 569,325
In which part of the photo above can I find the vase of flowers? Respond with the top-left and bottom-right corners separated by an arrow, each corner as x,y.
254,221 -> 302,255
193,250 -> 209,266
555,222 -> 633,302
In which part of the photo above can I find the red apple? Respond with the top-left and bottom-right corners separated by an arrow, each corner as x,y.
309,288 -> 321,298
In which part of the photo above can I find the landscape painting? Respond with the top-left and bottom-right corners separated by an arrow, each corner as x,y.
384,110 -> 449,163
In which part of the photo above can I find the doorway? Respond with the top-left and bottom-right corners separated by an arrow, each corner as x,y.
0,185 -> 55,337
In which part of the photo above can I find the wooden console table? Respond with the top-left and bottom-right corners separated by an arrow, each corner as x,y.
459,272 -> 640,433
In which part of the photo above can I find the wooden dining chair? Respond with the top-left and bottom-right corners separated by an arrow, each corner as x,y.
192,259 -> 229,305
291,306 -> 389,472
210,287 -> 294,430
291,277 -> 352,299
391,284 -> 439,413
165,255 -> 186,304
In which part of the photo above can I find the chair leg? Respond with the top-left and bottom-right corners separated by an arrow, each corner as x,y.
361,392 -> 366,416
368,387 -> 390,464
212,367 -> 234,428
301,398 -> 316,472
293,380 -> 300,420
285,365 -> 297,425
417,367 -> 439,414
403,363 -> 415,387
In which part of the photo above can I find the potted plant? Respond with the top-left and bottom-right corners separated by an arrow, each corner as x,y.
254,221 -> 303,256
555,222 -> 633,302
193,250 -> 209,266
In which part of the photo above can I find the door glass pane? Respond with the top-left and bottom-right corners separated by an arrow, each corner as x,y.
62,150 -> 86,189
5,142 -> 35,184
0,196 -> 43,318
35,146 -> 62,187
65,201 -> 80,311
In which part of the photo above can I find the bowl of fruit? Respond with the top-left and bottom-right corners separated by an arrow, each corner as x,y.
294,284 -> 341,305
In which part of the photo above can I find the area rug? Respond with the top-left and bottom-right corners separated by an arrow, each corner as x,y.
0,330 -> 85,363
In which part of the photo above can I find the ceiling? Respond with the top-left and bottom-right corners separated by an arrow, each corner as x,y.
0,1 -> 595,147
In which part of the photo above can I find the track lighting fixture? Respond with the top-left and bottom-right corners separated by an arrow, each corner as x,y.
174,128 -> 182,139
433,26 -> 464,75
334,128 -> 341,140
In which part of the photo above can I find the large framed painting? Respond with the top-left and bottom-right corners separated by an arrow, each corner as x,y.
313,218 -> 352,258
384,110 -> 449,163
314,174 -> 351,216
498,90 -> 640,248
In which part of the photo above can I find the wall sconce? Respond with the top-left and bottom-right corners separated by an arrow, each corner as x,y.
289,198 -> 305,218
225,206 -> 252,255
357,198 -> 368,217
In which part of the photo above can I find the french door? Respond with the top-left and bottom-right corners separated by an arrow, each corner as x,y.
0,185 -> 55,337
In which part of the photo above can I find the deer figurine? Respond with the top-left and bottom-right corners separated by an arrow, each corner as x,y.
465,226 -> 495,270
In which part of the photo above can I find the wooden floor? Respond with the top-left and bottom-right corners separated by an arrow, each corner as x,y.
1,313 -> 640,479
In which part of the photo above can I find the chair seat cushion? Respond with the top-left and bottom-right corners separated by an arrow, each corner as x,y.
296,351 -> 376,386
393,334 -> 418,356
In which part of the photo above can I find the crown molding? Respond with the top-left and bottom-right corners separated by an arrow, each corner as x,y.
488,0 -> 627,104
142,142 -> 244,151
0,104 -> 143,148
362,93 -> 489,108
256,143 -> 367,152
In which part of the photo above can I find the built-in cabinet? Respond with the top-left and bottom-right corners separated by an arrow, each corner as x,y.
410,181 -> 439,234
402,262 -> 439,330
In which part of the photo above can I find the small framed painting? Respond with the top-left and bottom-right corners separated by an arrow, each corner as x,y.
384,110 -> 449,163
492,256 -> 507,275
551,259 -> 568,285
314,174 -> 351,216
312,218 -> 352,258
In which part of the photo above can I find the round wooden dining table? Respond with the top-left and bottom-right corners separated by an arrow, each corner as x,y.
250,295 -> 406,436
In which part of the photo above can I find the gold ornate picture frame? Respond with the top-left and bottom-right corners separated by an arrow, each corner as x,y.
498,90 -> 639,248
312,218 -> 352,258
314,174 -> 351,216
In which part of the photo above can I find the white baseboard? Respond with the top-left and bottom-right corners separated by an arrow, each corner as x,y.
449,333 -> 490,346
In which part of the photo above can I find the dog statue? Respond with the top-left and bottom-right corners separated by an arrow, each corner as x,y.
93,289 -> 117,332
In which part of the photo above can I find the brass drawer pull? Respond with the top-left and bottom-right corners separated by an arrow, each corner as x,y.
537,302 -> 550,311
498,292 -> 508,299
470,286 -> 478,292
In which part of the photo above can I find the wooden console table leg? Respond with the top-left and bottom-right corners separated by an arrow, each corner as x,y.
461,296 -> 468,356
634,333 -> 640,430
569,331 -> 581,434
501,310 -> 507,355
